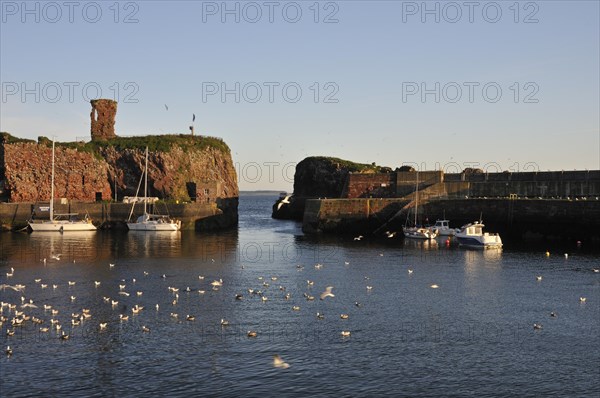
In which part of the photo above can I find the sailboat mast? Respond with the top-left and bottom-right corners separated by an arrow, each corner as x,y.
414,171 -> 418,227
144,147 -> 148,216
50,139 -> 55,221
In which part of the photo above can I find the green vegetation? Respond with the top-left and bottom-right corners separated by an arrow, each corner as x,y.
309,156 -> 387,173
91,134 -> 230,153
0,132 -> 35,144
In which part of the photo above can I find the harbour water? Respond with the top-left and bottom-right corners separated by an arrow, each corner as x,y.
1,195 -> 599,397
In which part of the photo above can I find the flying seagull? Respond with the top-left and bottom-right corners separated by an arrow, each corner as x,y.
320,286 -> 335,300
192,113 -> 196,122
164,104 -> 169,111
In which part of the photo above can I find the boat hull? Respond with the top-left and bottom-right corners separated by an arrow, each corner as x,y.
456,236 -> 502,249
403,227 -> 437,240
28,220 -> 97,232
127,221 -> 181,231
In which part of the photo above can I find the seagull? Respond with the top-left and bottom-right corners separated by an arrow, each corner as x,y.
320,286 -> 335,300
316,312 -> 324,320
341,331 -> 351,337
533,323 -> 543,330
109,263 -> 115,268
408,269 -> 414,275
142,326 -> 150,333
430,284 -> 439,289
211,279 -> 223,287
366,286 -> 373,291
247,330 -> 257,338
221,319 -> 230,326
60,331 -> 70,340
580,297 -> 587,303
51,254 -> 61,261
164,104 -> 169,111
99,323 -> 107,330
344,261 -> 350,265
340,314 -> 349,319
186,315 -> 195,321
353,235 -> 363,241
273,354 -> 290,369
5,346 -> 12,356
155,304 -> 159,311
292,306 -> 300,311
550,312 -> 557,318
536,276 -> 543,281
68,281 -> 76,286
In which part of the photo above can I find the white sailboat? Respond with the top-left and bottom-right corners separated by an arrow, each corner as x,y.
28,139 -> 97,232
126,147 -> 181,231
403,171 -> 437,240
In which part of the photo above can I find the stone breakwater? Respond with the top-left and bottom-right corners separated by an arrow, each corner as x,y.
275,156 -> 600,241
0,199 -> 238,231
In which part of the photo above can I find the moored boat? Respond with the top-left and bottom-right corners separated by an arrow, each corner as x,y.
455,221 -> 502,248
126,147 -> 181,231
429,219 -> 458,236
28,139 -> 97,232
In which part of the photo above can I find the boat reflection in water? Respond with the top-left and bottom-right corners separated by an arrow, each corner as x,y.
125,230 -> 182,258
28,231 -> 98,263
403,237 -> 439,250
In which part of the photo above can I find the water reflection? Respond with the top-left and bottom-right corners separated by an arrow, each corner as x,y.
463,247 -> 503,269
403,238 -> 439,250
0,230 -> 239,265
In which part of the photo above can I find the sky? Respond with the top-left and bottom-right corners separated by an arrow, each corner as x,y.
1,0 -> 599,191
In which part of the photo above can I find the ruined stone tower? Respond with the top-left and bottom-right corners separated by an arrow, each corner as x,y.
90,99 -> 117,141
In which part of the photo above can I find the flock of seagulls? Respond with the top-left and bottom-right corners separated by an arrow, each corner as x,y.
1,245 -> 596,371
1,255 -> 391,368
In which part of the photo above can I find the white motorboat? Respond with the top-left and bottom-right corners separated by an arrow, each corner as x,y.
28,139 -> 97,232
126,147 -> 181,231
455,221 -> 502,248
429,219 -> 458,236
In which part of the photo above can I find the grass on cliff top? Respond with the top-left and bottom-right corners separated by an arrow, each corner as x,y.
307,156 -> 388,173
0,132 -> 36,144
93,134 -> 231,153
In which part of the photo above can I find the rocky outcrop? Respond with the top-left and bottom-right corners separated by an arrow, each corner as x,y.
99,143 -> 238,201
90,99 -> 117,141
272,156 -> 387,220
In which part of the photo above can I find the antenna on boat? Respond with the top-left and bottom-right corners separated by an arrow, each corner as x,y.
479,211 -> 483,224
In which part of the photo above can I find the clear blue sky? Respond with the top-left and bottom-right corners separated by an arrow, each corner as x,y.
1,0 -> 599,191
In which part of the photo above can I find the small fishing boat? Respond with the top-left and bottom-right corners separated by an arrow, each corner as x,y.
455,221 -> 502,248
429,219 -> 458,236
